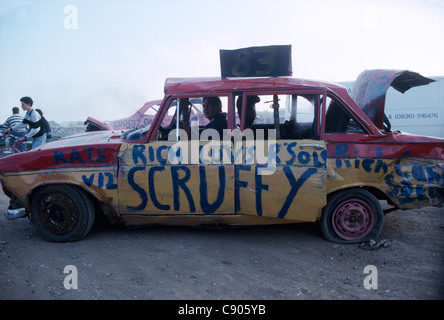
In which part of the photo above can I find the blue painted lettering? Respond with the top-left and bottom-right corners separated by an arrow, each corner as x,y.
335,144 -> 348,156
97,172 -> 104,188
127,166 -> 148,211
277,167 -> 318,218
171,166 -> 195,212
83,148 -> 93,163
199,166 -> 225,214
235,165 -> 250,211
148,166 -> 170,210
374,159 -> 388,174
54,147 -> 109,165
82,173 -> 94,187
362,159 -> 375,172
255,166 -> 269,216
298,151 -> 310,164
54,150 -> 68,165
97,147 -> 107,163
104,172 -> 117,189
132,145 -> 147,165
286,142 -> 297,165
69,149 -> 85,164
157,145 -> 169,164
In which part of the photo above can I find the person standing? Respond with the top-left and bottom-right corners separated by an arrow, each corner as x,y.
36,109 -> 53,142
4,97 -> 46,149
3,107 -> 27,148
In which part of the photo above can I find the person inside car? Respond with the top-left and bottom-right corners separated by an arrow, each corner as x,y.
201,96 -> 227,138
236,95 -> 259,129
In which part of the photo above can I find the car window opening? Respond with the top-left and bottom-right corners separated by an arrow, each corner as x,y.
147,93 -> 368,143
325,96 -> 366,134
237,93 -> 319,140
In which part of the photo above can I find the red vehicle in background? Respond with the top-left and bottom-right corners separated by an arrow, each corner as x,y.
108,99 -> 208,131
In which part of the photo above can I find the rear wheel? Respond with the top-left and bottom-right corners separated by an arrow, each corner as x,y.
31,185 -> 95,242
320,189 -> 383,243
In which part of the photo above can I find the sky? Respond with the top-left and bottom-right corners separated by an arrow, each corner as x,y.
1,0 -> 444,123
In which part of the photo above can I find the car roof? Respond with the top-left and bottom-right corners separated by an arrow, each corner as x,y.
162,76 -> 381,135
164,77 -> 349,96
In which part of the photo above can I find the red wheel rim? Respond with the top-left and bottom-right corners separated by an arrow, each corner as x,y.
331,198 -> 374,241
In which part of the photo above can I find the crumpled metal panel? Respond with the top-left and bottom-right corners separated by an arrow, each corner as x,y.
350,70 -> 435,130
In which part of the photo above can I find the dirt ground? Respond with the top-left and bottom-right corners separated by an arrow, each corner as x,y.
0,192 -> 443,301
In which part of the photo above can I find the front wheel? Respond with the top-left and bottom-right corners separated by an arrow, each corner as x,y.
320,189 -> 383,243
31,185 -> 95,242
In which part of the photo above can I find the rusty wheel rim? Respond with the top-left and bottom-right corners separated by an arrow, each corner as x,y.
331,198 -> 374,241
38,193 -> 78,235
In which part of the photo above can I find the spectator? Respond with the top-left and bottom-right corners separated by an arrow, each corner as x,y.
5,97 -> 46,149
36,109 -> 53,142
3,107 -> 27,148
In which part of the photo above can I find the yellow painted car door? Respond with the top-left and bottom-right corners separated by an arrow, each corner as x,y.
117,141 -> 235,216
235,139 -> 327,222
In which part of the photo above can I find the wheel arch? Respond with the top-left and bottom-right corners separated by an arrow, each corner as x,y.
327,185 -> 396,208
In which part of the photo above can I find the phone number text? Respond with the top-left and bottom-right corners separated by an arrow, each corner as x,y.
388,113 -> 439,120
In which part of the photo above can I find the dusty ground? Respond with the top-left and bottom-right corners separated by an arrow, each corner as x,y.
0,192 -> 443,301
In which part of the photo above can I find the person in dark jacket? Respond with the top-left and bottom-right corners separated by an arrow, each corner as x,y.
201,96 -> 227,138
36,109 -> 53,142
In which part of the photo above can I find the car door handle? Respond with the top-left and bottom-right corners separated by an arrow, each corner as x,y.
300,143 -> 325,150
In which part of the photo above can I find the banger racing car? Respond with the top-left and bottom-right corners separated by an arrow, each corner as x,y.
107,99 -> 208,131
0,69 -> 443,243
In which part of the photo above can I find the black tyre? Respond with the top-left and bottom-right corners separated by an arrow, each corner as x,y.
320,188 -> 383,243
31,185 -> 95,242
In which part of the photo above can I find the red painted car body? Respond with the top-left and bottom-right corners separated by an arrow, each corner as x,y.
107,100 -> 163,130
